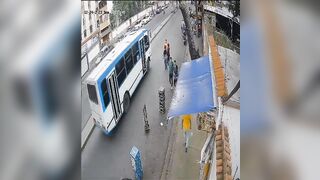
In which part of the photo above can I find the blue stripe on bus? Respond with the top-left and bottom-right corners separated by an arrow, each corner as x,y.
98,29 -> 147,112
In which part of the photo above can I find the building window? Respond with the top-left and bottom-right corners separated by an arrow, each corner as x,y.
84,30 -> 87,37
90,25 -> 93,33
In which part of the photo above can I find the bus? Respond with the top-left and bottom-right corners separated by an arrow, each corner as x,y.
85,28 -> 151,135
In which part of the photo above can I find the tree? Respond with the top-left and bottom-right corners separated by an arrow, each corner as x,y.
228,0 -> 240,17
110,1 -> 150,28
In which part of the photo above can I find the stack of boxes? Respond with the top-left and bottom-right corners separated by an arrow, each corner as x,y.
130,146 -> 143,180
196,111 -> 216,132
158,87 -> 166,114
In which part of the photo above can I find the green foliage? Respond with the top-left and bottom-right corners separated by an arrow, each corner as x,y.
228,0 -> 240,17
214,31 -> 233,50
110,1 -> 150,27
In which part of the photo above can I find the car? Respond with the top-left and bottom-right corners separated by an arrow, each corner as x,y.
135,19 -> 141,25
133,22 -> 143,30
156,8 -> 161,14
141,16 -> 151,25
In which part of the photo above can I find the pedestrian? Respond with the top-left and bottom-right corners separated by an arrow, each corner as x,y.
168,57 -> 174,89
163,39 -> 169,70
164,39 -> 168,51
163,48 -> 168,70
173,60 -> 179,87
166,43 -> 170,59
182,114 -> 192,152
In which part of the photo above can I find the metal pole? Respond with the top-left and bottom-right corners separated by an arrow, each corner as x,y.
232,166 -> 238,180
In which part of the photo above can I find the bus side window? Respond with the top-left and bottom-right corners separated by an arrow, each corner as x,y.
87,84 -> 98,104
132,42 -> 140,64
144,35 -> 149,51
115,58 -> 126,86
101,79 -> 110,108
125,48 -> 133,74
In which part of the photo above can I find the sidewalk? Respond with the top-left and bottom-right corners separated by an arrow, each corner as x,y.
164,37 -> 207,180
166,115 -> 207,180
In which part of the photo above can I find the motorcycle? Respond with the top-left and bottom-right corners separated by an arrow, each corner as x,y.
182,31 -> 187,46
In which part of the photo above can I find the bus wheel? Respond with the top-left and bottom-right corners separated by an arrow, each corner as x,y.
147,57 -> 150,70
123,92 -> 130,114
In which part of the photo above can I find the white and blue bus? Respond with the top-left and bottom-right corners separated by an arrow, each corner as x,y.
85,29 -> 151,135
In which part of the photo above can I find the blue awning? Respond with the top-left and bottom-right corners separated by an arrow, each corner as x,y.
167,55 -> 216,119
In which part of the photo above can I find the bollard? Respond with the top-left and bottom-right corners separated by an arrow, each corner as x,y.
143,104 -> 150,132
158,87 -> 166,114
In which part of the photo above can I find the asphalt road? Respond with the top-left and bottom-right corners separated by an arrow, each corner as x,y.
81,5 -> 176,130
81,6 -> 188,180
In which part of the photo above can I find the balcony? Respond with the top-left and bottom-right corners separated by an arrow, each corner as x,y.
100,23 -> 111,38
99,20 -> 110,32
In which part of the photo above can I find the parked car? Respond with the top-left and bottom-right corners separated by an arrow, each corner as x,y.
100,45 -> 113,58
133,22 -> 143,30
156,8 -> 161,14
135,19 -> 141,25
141,16 -> 151,25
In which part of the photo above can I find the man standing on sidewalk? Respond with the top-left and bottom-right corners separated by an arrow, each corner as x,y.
182,114 -> 192,152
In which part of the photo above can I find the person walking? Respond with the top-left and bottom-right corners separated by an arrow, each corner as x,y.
173,60 -> 179,87
166,43 -> 170,60
182,114 -> 192,152
168,57 -> 174,89
163,48 -> 168,70
163,39 -> 169,70
164,39 -> 168,50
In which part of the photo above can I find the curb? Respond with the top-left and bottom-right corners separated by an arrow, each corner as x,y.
81,115 -> 95,150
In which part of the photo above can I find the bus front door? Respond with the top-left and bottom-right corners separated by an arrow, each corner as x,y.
108,72 -> 121,123
140,38 -> 147,73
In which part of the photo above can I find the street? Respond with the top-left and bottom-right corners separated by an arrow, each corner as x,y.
81,6 -> 187,179
81,7 -> 178,129
81,5 -> 177,130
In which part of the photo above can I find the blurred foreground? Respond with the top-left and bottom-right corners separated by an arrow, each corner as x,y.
0,0 -> 80,179
241,0 -> 320,179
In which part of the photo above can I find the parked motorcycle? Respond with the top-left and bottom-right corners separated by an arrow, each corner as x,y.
182,31 -> 187,46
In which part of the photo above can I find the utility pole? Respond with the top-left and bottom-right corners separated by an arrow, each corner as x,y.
223,80 -> 240,103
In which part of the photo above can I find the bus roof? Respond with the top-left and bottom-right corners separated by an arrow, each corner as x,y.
86,28 -> 147,83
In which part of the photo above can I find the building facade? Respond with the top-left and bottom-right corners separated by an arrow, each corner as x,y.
81,1 -> 111,46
